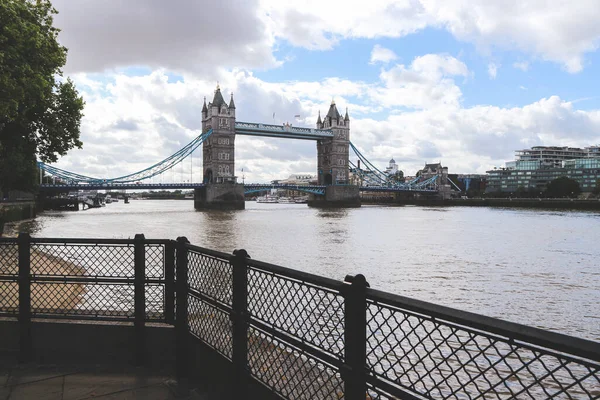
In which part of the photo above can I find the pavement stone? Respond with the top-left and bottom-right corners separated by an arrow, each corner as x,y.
0,386 -> 11,400
0,368 -> 9,387
99,383 -> 177,399
7,376 -> 64,400
6,364 -> 73,387
62,371 -> 166,400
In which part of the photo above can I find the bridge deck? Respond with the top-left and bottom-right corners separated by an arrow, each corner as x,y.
39,183 -> 437,194
235,121 -> 333,140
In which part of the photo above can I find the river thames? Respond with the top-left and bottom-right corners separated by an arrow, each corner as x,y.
20,200 -> 600,341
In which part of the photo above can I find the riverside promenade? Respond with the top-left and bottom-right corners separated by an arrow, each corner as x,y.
0,362 -> 204,399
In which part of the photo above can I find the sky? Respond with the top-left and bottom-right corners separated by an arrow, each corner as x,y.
48,0 -> 600,183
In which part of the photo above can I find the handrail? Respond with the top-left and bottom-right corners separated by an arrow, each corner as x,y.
367,287 -> 600,362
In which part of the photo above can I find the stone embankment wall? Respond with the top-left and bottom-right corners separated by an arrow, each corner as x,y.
0,201 -> 36,235
385,198 -> 600,210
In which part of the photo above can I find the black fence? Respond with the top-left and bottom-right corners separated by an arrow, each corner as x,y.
1,233 -> 599,399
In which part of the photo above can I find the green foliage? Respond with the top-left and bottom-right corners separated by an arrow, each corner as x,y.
389,170 -> 405,184
545,176 -> 581,198
0,0 -> 84,193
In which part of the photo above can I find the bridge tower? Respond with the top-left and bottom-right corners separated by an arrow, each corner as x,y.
195,85 -> 244,209
316,100 -> 350,185
312,100 -> 360,207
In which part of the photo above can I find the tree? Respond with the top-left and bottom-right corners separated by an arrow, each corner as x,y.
545,177 -> 581,198
388,170 -> 405,184
0,0 -> 84,194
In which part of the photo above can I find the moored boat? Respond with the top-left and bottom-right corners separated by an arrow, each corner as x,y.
257,195 -> 279,203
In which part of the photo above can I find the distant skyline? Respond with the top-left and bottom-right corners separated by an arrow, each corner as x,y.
49,0 -> 600,183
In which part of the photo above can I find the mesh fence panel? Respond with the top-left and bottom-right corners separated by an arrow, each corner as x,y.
366,384 -> 398,400
0,242 -> 18,275
146,284 -> 165,320
0,281 -> 19,315
248,325 -> 344,400
145,244 -> 165,279
30,243 -> 134,277
366,300 -> 600,399
188,293 -> 233,359
0,242 -> 19,316
31,282 -> 133,318
188,249 -> 232,306
247,267 -> 345,359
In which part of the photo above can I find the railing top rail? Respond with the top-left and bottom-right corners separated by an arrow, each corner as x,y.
28,237 -> 171,245
30,237 -> 135,245
185,243 -> 232,261
0,237 -> 17,243
367,287 -> 600,362
247,257 -> 345,292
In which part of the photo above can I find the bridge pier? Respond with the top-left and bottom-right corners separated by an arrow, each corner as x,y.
194,184 -> 245,210
308,185 -> 361,208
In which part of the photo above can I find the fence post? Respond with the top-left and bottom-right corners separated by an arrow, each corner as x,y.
175,236 -> 190,381
343,274 -> 369,400
18,232 -> 32,362
134,233 -> 146,365
231,249 -> 250,397
165,240 -> 176,325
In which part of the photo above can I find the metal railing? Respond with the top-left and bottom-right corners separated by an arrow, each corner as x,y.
1,234 -> 599,399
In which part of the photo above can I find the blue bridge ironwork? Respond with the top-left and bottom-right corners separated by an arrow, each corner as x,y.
37,119 -> 444,194
234,121 -> 334,140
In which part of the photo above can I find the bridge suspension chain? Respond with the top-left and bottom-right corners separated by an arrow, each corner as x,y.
348,141 -> 440,190
39,129 -> 213,184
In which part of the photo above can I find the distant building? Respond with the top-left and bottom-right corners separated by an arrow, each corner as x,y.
349,158 -> 404,187
486,145 -> 600,193
278,174 -> 317,185
416,162 -> 448,184
455,174 -> 487,193
384,158 -> 399,175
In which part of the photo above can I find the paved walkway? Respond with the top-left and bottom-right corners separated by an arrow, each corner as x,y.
0,363 -> 210,400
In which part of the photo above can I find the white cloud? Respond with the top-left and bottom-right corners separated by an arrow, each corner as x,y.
513,61 -> 530,71
52,0 -> 279,75
487,63 -> 498,79
260,0 -> 600,73
370,45 -> 398,64
50,1 -> 600,75
55,57 -> 600,183
375,54 -> 469,109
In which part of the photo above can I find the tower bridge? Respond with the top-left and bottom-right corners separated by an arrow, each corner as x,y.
38,85 -> 446,209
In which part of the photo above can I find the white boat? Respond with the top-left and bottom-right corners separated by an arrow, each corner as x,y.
278,197 -> 295,204
294,196 -> 308,204
257,195 -> 279,203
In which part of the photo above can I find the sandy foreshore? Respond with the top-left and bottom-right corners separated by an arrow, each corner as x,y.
0,227 -> 86,314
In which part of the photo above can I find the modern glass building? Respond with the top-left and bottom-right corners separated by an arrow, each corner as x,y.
486,146 -> 600,193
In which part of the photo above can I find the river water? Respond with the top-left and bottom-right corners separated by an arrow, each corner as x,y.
22,200 -> 600,341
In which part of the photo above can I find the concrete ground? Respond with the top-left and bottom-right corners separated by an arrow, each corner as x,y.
0,362 -> 210,400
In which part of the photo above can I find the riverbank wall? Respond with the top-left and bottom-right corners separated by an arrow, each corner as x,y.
362,197 -> 600,210
0,201 -> 36,235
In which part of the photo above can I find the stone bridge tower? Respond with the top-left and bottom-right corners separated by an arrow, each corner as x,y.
316,100 -> 350,185
196,85 -> 244,210
201,85 -> 236,184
